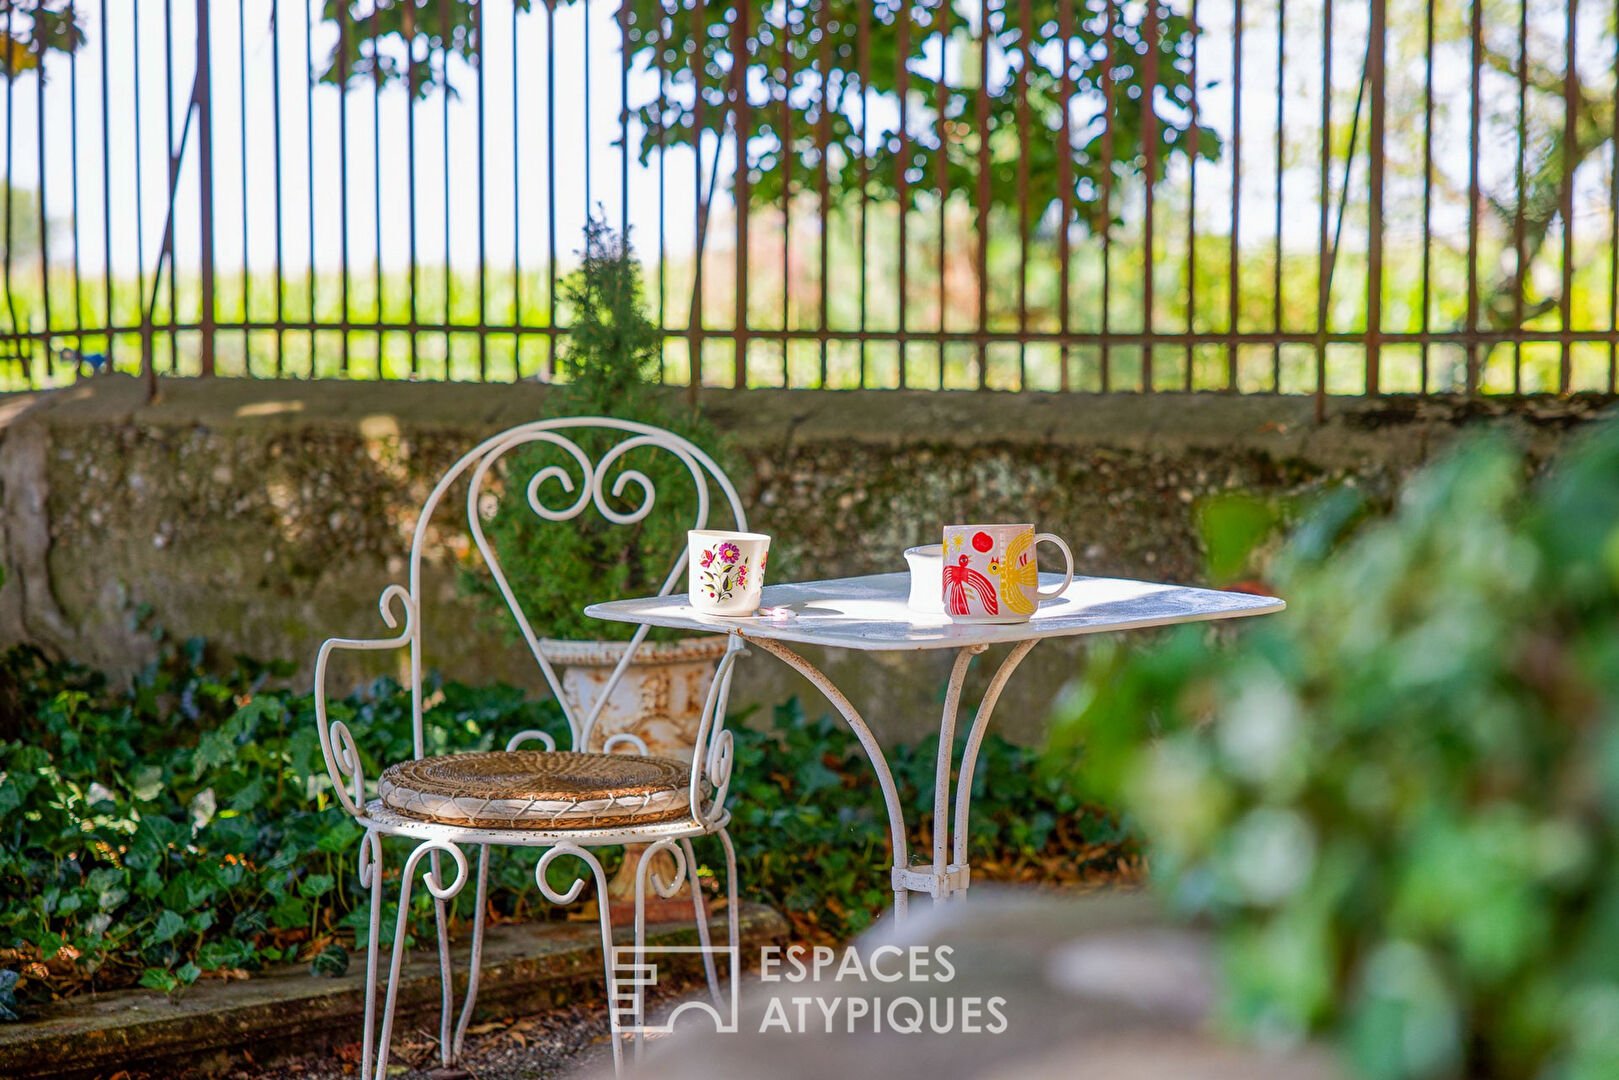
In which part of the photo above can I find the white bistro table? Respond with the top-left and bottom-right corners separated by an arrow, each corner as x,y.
587,572 -> 1284,918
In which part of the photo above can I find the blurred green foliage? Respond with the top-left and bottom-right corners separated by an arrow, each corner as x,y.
0,639 -> 1121,1012
1052,421 -> 1619,1080
1195,491 -> 1294,586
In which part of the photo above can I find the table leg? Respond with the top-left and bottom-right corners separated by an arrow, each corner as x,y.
926,646 -> 986,903
742,635 -> 916,916
744,636 -> 1020,915
949,639 -> 1040,899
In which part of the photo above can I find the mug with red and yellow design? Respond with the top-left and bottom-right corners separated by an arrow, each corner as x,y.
941,523 -> 1074,623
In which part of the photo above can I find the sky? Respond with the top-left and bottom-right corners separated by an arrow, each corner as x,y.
1,0 -> 1614,284
5,0 -> 685,279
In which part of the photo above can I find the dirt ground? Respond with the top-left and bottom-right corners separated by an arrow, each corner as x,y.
140,973 -> 710,1080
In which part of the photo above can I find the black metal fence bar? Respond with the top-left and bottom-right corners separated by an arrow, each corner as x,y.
1,0 -> 1617,401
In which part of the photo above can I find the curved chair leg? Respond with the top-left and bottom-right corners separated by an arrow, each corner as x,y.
371,873 -> 418,1080
450,844 -> 493,1062
598,868 -> 625,1077
680,838 -> 723,1009
717,827 -> 740,1015
630,844 -> 657,1067
537,843 -> 623,1076
430,850 -> 456,1069
372,841 -> 471,1080
632,839 -> 689,1068
357,830 -> 386,1080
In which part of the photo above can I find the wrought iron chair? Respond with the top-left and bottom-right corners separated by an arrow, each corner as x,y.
313,418 -> 749,1079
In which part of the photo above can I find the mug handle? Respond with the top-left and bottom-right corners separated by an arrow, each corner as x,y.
1032,533 -> 1075,602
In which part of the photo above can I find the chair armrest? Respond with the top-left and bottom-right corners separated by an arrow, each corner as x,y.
314,584 -> 416,819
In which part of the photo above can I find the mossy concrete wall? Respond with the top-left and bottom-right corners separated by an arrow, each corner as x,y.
0,375 -> 1608,744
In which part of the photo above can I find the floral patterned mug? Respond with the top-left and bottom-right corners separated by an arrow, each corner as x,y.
941,523 -> 1074,623
688,530 -> 772,616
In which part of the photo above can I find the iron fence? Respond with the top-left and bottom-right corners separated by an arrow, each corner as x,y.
1,0 -> 1617,409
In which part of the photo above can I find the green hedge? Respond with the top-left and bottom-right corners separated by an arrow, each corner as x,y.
1053,420 -> 1619,1080
0,641 -> 1126,1012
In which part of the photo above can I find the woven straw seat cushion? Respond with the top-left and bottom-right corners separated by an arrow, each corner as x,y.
377,750 -> 703,829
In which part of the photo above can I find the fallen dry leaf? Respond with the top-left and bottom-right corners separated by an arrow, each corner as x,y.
200,967 -> 253,981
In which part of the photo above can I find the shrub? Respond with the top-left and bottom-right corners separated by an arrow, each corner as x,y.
461,218 -> 736,643
0,642 -> 560,1005
0,642 -> 1128,1010
1051,421 -> 1619,1080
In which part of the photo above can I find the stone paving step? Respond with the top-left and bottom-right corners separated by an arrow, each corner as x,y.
0,903 -> 786,1079
635,892 -> 1343,1080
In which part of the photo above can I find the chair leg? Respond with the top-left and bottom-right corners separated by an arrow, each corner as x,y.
598,867 -> 626,1077
370,875 -> 417,1080
717,827 -> 740,1015
630,844 -> 656,1068
680,838 -> 723,1010
450,845 -> 492,1062
632,839 -> 687,1068
358,830 -> 386,1080
430,851 -> 456,1069
536,843 -> 623,1076
371,841 -> 471,1080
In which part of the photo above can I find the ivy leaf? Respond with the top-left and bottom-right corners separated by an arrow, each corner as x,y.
138,968 -> 179,994
130,764 -> 165,802
0,758 -> 43,820
192,714 -> 249,780
229,777 -> 267,814
0,969 -> 20,1022
298,874 -> 335,900
309,943 -> 350,979
189,788 -> 217,830
268,896 -> 310,930
198,940 -> 251,972
148,909 -> 185,945
795,758 -> 843,796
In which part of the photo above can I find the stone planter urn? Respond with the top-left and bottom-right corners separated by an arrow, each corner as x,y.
541,635 -> 732,921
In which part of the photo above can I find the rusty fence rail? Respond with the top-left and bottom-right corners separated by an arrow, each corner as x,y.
1,0 -> 1617,406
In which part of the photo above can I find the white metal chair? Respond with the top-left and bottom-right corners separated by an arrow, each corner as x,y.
313,418 -> 749,1078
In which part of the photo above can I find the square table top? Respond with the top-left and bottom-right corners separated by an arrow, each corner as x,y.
585,572 -> 1285,652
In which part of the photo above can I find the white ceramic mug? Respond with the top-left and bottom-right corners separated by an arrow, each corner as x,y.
688,530 -> 771,616
904,544 -> 945,613
941,523 -> 1074,623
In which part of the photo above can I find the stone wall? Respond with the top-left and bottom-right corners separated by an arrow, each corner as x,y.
0,375 -> 1608,744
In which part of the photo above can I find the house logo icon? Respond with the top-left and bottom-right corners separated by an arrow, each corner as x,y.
609,944 -> 740,1036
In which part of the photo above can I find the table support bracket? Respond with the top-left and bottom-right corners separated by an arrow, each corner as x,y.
892,862 -> 971,900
